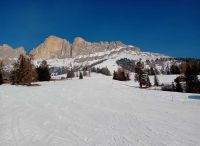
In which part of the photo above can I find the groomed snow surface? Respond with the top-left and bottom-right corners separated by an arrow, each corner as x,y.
0,74 -> 200,146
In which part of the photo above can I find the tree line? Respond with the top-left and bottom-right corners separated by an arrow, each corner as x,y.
161,59 -> 200,93
115,58 -> 200,93
91,66 -> 111,76
0,54 -> 51,86
116,57 -> 200,75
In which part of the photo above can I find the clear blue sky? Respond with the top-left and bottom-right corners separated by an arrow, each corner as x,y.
0,0 -> 199,58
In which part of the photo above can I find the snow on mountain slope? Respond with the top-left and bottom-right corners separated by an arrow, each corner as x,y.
93,51 -> 169,73
2,44 -> 171,75
0,74 -> 200,146
32,47 -> 170,74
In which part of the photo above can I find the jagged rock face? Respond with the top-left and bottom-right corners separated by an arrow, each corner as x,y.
30,36 -> 71,59
71,37 -> 126,57
0,44 -> 26,65
30,35 -> 132,59
0,36 -> 141,67
71,37 -> 92,57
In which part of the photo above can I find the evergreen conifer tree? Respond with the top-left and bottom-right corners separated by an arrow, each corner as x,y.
146,75 -> 152,87
66,69 -> 70,79
10,62 -> 19,85
113,70 -> 117,80
70,68 -> 75,78
79,72 -> 83,79
134,61 -> 147,88
67,68 -> 74,79
170,64 -> 180,74
20,54 -> 38,86
37,60 -> 51,81
150,67 -> 154,75
9,54 -> 38,86
185,59 -> 199,93
172,82 -> 176,91
174,77 -> 183,92
126,71 -> 130,81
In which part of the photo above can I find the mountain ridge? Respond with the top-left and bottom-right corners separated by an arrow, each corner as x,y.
30,35 -> 135,59
1,35 -> 171,76
0,35 -> 140,63
0,44 -> 26,65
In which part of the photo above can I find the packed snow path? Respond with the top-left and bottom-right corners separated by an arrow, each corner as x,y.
0,74 -> 200,146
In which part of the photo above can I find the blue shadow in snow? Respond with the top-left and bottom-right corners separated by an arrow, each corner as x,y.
188,95 -> 200,100
125,84 -> 139,88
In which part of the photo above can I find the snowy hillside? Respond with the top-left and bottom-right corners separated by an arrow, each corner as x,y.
0,74 -> 200,146
32,47 -> 170,74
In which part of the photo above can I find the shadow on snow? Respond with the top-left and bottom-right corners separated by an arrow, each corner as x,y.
188,95 -> 200,100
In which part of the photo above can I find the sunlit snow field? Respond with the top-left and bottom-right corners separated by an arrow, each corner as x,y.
0,74 -> 200,146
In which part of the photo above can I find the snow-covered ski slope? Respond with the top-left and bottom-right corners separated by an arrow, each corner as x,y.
0,74 -> 200,146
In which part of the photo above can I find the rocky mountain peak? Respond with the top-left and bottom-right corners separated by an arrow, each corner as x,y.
29,35 -> 130,59
28,35 -> 140,59
45,35 -> 62,42
30,36 -> 71,59
16,46 -> 25,52
0,44 -> 26,65
73,37 -> 85,44
0,35 -> 142,70
0,44 -> 25,52
2,44 -> 12,48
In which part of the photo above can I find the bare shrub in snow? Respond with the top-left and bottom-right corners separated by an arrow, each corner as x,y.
113,68 -> 130,81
